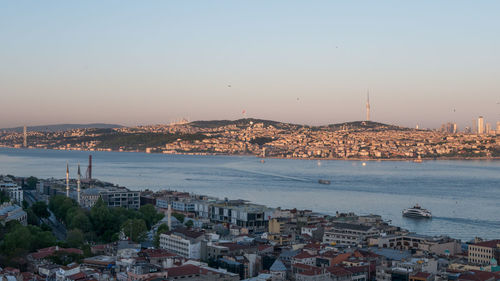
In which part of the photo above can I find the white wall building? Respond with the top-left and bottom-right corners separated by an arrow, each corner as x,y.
159,229 -> 204,259
0,177 -> 23,203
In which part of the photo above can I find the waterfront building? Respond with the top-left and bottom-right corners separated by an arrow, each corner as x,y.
372,233 -> 462,255
159,228 -> 204,259
468,239 -> 500,265
0,176 -> 23,203
0,202 -> 27,226
323,222 -> 379,246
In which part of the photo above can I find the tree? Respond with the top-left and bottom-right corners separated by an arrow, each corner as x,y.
26,176 -> 38,189
0,190 -> 9,203
69,211 -> 92,232
31,201 -> 50,218
153,223 -> 169,248
66,229 -> 85,248
185,220 -> 194,228
172,213 -> 185,223
139,204 -> 164,229
26,208 -> 40,226
121,219 -> 147,243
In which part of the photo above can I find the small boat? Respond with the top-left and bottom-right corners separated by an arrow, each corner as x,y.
318,179 -> 331,185
402,204 -> 432,219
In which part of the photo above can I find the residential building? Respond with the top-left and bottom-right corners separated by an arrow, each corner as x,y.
0,176 -> 23,203
159,228 -> 204,259
323,223 -> 379,246
468,239 -> 500,265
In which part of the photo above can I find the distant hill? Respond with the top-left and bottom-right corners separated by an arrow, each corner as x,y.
189,118 -> 303,129
1,123 -> 123,133
190,118 -> 410,131
326,121 -> 410,131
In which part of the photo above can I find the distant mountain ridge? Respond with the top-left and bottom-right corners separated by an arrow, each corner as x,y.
2,123 -> 123,133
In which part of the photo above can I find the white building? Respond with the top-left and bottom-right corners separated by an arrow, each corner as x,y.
0,177 -> 23,203
159,228 -> 204,259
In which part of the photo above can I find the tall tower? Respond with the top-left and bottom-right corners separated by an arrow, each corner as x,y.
77,164 -> 81,205
477,116 -> 484,135
366,91 -> 371,121
66,162 -> 70,198
23,126 -> 27,147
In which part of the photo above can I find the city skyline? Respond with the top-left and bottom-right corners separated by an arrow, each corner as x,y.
1,1 -> 500,129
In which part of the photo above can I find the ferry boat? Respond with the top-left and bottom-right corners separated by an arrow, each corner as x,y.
402,204 -> 432,218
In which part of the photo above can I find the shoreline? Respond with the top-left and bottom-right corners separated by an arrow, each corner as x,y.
2,145 -> 499,161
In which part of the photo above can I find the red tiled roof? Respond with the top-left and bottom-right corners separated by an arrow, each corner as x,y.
327,266 -> 352,277
472,240 -> 500,249
31,247 -> 83,260
166,265 -> 202,277
458,270 -> 500,281
293,251 -> 315,259
258,245 -> 273,251
331,253 -> 352,265
141,249 -> 178,258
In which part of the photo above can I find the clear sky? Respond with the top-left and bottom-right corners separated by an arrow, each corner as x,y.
1,1 -> 499,129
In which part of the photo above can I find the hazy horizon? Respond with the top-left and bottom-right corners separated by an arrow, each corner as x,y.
1,1 -> 499,129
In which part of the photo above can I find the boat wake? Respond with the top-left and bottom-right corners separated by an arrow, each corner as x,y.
432,216 -> 500,228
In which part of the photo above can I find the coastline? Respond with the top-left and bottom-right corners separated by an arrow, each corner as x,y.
2,145 -> 499,161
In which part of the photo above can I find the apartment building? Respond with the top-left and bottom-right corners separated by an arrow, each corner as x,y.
0,176 -> 23,203
323,223 -> 379,246
159,228 -> 204,259
468,240 -> 500,265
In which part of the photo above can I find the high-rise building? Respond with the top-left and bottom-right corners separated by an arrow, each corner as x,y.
472,119 -> 477,134
497,121 -> 500,132
477,116 -> 484,134
23,126 -> 27,147
366,92 -> 370,121
485,123 -> 491,134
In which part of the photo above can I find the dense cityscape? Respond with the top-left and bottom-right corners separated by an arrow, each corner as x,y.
2,1 -> 500,281
1,117 -> 499,160
0,165 -> 499,281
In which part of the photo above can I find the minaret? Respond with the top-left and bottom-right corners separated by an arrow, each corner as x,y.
77,164 -> 81,205
366,91 -> 371,121
66,162 -> 70,197
167,203 -> 172,230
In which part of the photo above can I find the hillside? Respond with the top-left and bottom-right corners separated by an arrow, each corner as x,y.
189,118 -> 303,129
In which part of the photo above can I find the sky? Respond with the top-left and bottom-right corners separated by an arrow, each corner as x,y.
1,1 -> 499,129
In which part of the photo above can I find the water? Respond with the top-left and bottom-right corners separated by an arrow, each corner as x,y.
1,147 -> 499,241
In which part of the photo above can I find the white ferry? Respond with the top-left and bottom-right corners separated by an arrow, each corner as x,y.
402,204 -> 432,219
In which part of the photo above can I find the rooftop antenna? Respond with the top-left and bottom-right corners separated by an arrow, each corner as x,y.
366,90 -> 371,121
